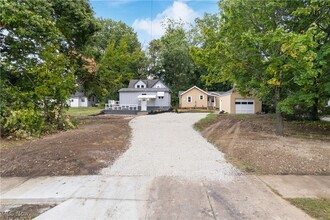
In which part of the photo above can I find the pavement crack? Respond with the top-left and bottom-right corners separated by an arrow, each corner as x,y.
202,182 -> 217,220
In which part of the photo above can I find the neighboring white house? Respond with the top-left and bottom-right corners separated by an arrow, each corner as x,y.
105,79 -> 171,113
67,92 -> 96,107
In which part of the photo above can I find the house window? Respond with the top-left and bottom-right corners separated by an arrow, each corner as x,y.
137,85 -> 140,88
187,96 -> 192,103
142,93 -> 146,95
81,98 -> 85,102
200,95 -> 204,100
141,85 -> 144,88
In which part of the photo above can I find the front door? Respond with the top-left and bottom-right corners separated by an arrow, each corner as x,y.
141,99 -> 147,111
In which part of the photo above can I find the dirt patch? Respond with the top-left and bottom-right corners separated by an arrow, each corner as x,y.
196,114 -> 330,175
0,115 -> 133,177
0,204 -> 55,220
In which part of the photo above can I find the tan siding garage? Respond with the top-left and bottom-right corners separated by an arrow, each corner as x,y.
219,92 -> 262,114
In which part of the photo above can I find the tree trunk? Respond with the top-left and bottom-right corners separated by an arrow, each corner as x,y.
275,86 -> 284,136
310,76 -> 320,121
310,97 -> 319,121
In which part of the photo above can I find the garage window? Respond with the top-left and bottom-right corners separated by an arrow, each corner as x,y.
242,102 -> 247,104
248,102 -> 253,104
235,101 -> 241,104
187,96 -> 192,102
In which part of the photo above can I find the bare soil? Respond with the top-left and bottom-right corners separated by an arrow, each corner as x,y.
0,115 -> 132,177
0,204 -> 55,220
196,114 -> 330,175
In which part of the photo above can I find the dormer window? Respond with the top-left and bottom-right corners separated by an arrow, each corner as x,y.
137,85 -> 140,88
141,85 -> 144,88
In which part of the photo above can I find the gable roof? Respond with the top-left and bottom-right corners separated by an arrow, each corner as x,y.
179,86 -> 210,96
218,88 -> 234,96
127,79 -> 166,89
71,92 -> 86,98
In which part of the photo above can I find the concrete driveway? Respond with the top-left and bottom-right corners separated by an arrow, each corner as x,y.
1,113 -> 312,219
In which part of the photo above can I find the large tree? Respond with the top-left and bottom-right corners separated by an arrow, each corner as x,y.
95,34 -> 146,102
0,0 -> 99,137
159,20 -> 201,105
79,18 -> 145,101
191,0 -> 330,135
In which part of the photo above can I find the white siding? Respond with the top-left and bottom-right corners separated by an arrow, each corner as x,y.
120,91 -> 171,107
68,97 -> 90,107
135,80 -> 147,88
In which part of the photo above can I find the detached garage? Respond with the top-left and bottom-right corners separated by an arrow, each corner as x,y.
218,89 -> 262,114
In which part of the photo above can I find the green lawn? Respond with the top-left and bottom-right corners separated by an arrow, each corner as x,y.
287,198 -> 330,220
194,113 -> 218,131
67,107 -> 103,117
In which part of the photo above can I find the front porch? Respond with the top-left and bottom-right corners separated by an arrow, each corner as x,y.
104,100 -> 170,115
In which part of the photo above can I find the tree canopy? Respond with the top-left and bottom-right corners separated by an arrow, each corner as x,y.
191,0 -> 330,135
0,0 -> 100,137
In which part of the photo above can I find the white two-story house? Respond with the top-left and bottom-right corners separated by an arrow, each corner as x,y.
118,79 -> 171,111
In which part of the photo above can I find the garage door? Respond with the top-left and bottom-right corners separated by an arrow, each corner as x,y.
235,99 -> 254,114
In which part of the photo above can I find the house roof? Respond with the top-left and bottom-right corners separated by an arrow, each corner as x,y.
119,88 -> 170,92
218,88 -> 234,96
128,79 -> 163,89
179,86 -> 234,97
179,86 -> 211,96
71,92 -> 86,98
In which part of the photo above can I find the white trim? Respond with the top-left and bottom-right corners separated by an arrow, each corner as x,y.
134,79 -> 147,88
157,92 -> 165,97
138,95 -> 156,99
187,96 -> 192,103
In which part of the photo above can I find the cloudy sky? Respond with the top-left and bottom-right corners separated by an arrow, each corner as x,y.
90,0 -> 218,47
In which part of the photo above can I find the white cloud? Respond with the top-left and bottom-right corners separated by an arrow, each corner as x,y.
133,1 -> 199,41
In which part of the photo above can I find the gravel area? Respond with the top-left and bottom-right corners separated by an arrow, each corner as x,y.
101,113 -> 240,181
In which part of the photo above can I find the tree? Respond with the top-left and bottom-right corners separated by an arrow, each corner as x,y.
190,13 -> 232,91
159,20 -> 201,105
0,0 -> 99,137
79,18 -> 145,99
95,35 -> 146,102
84,18 -> 141,62
191,0 -> 330,135
146,39 -> 163,78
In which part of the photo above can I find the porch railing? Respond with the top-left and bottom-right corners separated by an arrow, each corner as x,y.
105,100 -> 138,111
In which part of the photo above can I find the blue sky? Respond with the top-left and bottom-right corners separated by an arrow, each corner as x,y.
90,0 -> 219,47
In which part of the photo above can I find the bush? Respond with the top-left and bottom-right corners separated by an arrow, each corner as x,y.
3,109 -> 45,138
